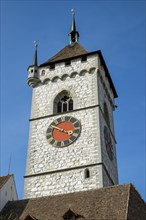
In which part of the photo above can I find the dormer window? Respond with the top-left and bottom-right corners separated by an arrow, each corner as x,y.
24,214 -> 37,220
63,209 -> 83,220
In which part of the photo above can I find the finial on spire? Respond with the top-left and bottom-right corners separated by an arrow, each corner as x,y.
71,8 -> 75,14
34,40 -> 38,48
69,9 -> 79,44
33,40 -> 38,66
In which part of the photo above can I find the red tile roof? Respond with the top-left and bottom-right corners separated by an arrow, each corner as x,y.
0,184 -> 146,220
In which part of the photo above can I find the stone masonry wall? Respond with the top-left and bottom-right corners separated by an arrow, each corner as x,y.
30,55 -> 99,119
24,54 -> 118,198
97,66 -> 118,185
24,165 -> 103,198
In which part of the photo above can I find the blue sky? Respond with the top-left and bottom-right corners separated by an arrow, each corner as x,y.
1,0 -> 145,200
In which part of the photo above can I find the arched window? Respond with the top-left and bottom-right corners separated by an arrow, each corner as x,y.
84,168 -> 90,179
53,90 -> 73,114
104,102 -> 110,126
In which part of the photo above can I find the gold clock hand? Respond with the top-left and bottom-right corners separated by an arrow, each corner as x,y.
51,125 -> 73,135
51,125 -> 63,131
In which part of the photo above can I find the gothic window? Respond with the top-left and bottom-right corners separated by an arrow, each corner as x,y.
84,168 -> 90,179
104,102 -> 110,126
53,91 -> 73,114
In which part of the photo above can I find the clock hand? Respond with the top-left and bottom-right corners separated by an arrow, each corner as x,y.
51,125 -> 64,131
63,130 -> 73,135
51,125 -> 73,135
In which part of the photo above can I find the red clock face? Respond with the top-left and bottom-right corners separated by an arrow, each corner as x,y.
52,121 -> 74,142
46,116 -> 81,147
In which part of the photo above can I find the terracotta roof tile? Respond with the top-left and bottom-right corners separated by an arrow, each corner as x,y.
0,175 -> 11,189
0,184 -> 145,220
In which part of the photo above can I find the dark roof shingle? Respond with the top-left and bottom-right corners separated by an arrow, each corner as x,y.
39,42 -> 88,66
0,184 -> 145,220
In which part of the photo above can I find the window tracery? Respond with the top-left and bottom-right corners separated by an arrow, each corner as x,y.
53,90 -> 73,114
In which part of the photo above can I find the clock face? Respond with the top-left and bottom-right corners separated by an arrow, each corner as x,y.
104,126 -> 113,161
46,116 -> 81,147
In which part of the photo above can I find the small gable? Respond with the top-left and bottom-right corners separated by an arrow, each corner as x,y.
24,214 -> 38,220
63,209 -> 84,220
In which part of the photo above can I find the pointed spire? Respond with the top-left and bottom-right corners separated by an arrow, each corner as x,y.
71,9 -> 76,32
33,40 -> 38,66
69,9 -> 79,44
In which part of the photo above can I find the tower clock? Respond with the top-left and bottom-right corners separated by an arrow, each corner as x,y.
24,12 -> 118,199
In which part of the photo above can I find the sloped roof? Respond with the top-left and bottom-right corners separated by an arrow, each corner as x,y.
39,42 -> 118,98
24,214 -> 38,220
39,42 -> 88,67
0,184 -> 145,220
0,175 -> 11,189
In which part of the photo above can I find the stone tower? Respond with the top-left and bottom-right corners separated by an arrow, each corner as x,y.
24,12 -> 118,199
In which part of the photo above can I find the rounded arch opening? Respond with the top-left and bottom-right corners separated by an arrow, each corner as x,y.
70,72 -> 78,78
79,69 -> 87,76
52,76 -> 60,83
89,67 -> 96,74
84,168 -> 90,179
61,74 -> 69,81
42,78 -> 50,84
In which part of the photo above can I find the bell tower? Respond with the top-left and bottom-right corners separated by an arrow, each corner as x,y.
24,11 -> 118,199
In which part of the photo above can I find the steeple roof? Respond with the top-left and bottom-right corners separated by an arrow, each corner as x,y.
39,42 -> 88,67
68,9 -> 79,44
33,41 -> 38,66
